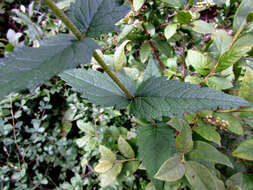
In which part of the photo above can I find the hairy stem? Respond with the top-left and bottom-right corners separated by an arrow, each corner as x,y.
44,0 -> 134,100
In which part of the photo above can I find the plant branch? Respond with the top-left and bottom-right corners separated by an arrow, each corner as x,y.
216,109 -> 253,113
44,0 -> 134,100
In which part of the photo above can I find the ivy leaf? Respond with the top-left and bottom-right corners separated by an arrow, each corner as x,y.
188,141 -> 233,168
137,123 -> 176,189
185,161 -> 218,190
233,0 -> 253,32
130,77 -> 249,120
154,154 -> 185,182
0,34 -> 98,100
232,139 -> 253,161
59,69 -> 135,109
68,0 -> 130,37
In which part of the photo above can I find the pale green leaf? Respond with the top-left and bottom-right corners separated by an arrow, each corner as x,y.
137,123 -> 176,189
144,23 -> 156,37
140,41 -> 152,63
143,58 -> 161,82
154,154 -> 185,182
232,139 -> 253,161
193,120 -> 221,145
133,0 -> 145,11
185,161 -> 218,190
164,24 -> 177,40
60,69 -> 136,109
100,162 -> 122,187
94,160 -> 114,173
118,136 -> 135,159
188,141 -> 233,168
68,0 -> 130,37
176,122 -> 193,153
239,67 -> 253,103
206,76 -> 233,91
233,0 -> 253,32
186,50 -> 211,75
0,34 -> 98,100
130,77 -> 249,120
211,30 -> 232,57
99,145 -> 116,161
192,20 -> 215,34
114,40 -> 130,72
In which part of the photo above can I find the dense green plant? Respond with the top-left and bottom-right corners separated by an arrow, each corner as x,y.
1,0 -> 253,189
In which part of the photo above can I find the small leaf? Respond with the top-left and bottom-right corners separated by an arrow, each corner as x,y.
186,50 -> 211,75
232,139 -> 253,161
100,162 -> 123,187
140,41 -> 152,63
143,58 -> 161,82
177,11 -> 192,24
154,154 -> 185,182
239,67 -> 253,103
176,122 -> 193,153
216,46 -> 251,72
68,0 -> 130,37
130,77 -> 249,120
99,145 -> 116,161
133,0 -> 145,11
185,161 -> 218,190
94,160 -> 114,173
211,30 -> 232,57
188,141 -> 233,168
233,0 -> 253,32
0,35 -> 98,100
247,11 -> 253,22
118,136 -> 135,159
193,120 -> 221,145
192,20 -> 215,34
164,24 -> 177,40
114,40 -> 130,72
60,69 -> 136,109
151,36 -> 173,58
137,123 -> 176,189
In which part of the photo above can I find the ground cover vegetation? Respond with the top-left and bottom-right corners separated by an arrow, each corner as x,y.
0,0 -> 253,189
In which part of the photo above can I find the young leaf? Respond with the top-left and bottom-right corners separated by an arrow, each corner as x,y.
68,0 -> 130,37
164,24 -> 177,40
192,20 -> 215,34
114,40 -> 130,72
154,154 -> 185,182
216,46 -> 251,72
59,69 -> 136,109
130,77 -> 249,120
193,120 -> 221,145
185,161 -> 218,190
118,136 -> 135,159
188,141 -> 233,168
176,122 -> 193,153
142,58 -> 161,82
233,0 -> 253,32
232,139 -> 253,161
100,162 -> 123,187
0,34 -> 98,100
94,160 -> 114,173
137,123 -> 176,189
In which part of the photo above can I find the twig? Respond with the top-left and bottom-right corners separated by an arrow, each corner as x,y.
216,109 -> 253,113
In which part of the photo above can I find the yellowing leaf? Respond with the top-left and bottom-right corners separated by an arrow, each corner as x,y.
118,136 -> 135,158
94,160 -> 114,173
101,163 -> 123,187
99,145 -> 116,161
114,40 -> 130,72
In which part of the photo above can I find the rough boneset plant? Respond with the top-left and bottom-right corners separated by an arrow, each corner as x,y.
0,0 -> 253,189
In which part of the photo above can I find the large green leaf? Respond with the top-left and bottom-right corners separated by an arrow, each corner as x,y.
60,69 -> 135,109
137,123 -> 176,189
68,0 -> 130,37
185,161 -> 218,190
130,77 -> 249,120
188,141 -> 233,168
233,0 -> 253,32
0,34 -> 97,100
232,139 -> 253,161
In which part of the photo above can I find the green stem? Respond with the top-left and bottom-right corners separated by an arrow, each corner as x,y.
44,0 -> 82,40
44,0 -> 134,100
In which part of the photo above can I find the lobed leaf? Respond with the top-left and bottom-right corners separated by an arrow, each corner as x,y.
130,77 -> 249,120
68,0 -> 130,37
0,34 -> 98,100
